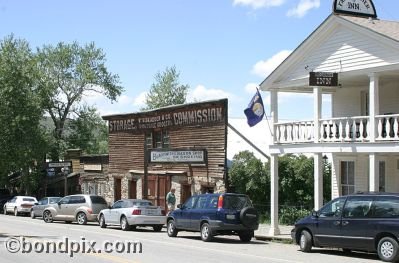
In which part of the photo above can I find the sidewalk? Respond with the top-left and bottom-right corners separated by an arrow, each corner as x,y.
254,224 -> 294,242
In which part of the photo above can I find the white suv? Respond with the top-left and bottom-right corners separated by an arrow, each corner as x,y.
4,196 -> 38,216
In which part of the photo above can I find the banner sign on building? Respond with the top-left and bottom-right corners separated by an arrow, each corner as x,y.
309,72 -> 338,87
46,161 -> 72,177
103,99 -> 227,133
333,0 -> 377,18
149,149 -> 207,164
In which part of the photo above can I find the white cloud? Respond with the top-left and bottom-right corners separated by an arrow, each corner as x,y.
233,0 -> 285,9
133,91 -> 147,107
245,83 -> 259,94
188,85 -> 235,102
286,0 -> 320,18
252,50 -> 292,78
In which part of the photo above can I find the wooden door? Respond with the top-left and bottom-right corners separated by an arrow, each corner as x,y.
129,180 -> 137,199
181,184 -> 192,204
146,175 -> 157,203
145,175 -> 171,210
114,178 -> 121,201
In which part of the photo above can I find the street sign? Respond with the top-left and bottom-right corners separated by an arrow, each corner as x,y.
309,72 -> 338,87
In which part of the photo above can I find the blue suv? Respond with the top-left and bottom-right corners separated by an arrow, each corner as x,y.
166,193 -> 259,242
291,193 -> 399,262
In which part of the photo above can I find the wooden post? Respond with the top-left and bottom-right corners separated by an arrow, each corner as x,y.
143,139 -> 148,199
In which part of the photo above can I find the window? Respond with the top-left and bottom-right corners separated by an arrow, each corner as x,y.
343,196 -> 373,218
379,161 -> 386,192
206,196 -> 219,209
145,130 -> 170,149
224,195 -> 253,210
112,201 -> 123,209
341,161 -> 355,195
59,196 -> 70,205
372,196 -> 399,218
49,197 -> 61,204
194,196 -> 208,209
39,198 -> 48,205
69,196 -> 86,204
90,196 -> 107,205
183,196 -> 198,209
319,197 -> 346,218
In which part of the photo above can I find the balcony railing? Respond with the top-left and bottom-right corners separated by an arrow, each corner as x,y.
274,114 -> 399,144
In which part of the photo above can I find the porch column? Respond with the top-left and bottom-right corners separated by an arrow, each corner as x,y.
314,153 -> 323,210
313,87 -> 322,143
270,90 -> 278,144
269,154 -> 280,236
369,73 -> 380,142
369,153 -> 379,192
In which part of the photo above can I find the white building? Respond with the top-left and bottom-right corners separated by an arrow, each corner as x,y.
260,1 -> 399,235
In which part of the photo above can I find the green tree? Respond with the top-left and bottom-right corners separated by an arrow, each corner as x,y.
36,41 -> 123,160
67,106 -> 109,154
143,66 -> 189,110
0,35 -> 48,191
228,151 -> 270,206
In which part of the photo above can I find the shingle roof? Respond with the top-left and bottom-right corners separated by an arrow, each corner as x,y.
339,15 -> 399,42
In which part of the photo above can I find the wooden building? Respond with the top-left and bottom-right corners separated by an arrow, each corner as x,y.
102,99 -> 228,210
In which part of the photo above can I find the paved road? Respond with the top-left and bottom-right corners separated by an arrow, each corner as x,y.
0,214 -> 380,263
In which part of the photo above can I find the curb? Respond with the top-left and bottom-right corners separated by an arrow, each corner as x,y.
255,235 -> 294,243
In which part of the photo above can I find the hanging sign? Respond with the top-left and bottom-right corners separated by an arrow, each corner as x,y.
309,72 -> 338,87
333,0 -> 377,18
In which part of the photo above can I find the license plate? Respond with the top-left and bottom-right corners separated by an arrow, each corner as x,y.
226,214 -> 235,220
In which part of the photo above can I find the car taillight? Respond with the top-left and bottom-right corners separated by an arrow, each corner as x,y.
161,210 -> 166,215
217,195 -> 223,209
87,208 -> 93,214
132,209 -> 141,215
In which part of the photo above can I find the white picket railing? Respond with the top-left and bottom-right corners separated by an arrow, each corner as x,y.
274,114 -> 399,144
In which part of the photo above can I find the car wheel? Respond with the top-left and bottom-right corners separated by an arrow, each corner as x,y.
200,223 -> 213,242
14,207 -> 18,216
299,230 -> 312,252
153,225 -> 163,232
76,212 -> 87,225
30,210 -> 35,219
99,214 -> 107,228
167,220 -> 178,237
378,237 -> 399,262
239,230 -> 253,242
120,216 -> 131,231
43,210 -> 53,223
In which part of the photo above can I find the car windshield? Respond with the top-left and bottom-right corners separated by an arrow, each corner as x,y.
23,198 -> 36,202
130,201 -> 153,207
224,195 -> 252,210
90,196 -> 107,204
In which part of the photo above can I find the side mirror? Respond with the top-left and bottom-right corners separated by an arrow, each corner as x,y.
34,202 -> 39,205
311,210 -> 319,218
177,204 -> 182,209
57,201 -> 62,206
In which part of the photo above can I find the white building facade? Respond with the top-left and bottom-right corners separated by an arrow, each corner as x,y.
260,6 -> 399,234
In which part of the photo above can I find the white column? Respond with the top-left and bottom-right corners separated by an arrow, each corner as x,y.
369,73 -> 379,142
269,154 -> 280,236
270,90 -> 278,145
369,153 -> 379,192
314,87 -> 322,143
314,153 -> 323,210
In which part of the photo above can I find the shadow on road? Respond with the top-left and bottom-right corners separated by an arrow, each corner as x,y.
177,235 -> 268,245
305,248 -> 380,261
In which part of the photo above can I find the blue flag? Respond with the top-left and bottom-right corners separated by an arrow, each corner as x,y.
244,89 -> 265,127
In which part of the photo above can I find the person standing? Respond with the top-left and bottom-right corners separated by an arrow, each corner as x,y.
166,188 -> 176,213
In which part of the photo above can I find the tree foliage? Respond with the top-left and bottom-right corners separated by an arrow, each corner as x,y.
143,66 -> 189,110
0,36 -> 48,189
36,41 -> 123,159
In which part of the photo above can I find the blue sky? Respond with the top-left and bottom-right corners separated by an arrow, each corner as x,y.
1,0 -> 399,121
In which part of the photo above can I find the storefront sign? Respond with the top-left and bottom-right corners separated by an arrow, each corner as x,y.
333,0 -> 377,18
104,99 -> 227,133
83,164 -> 102,171
309,72 -> 338,87
46,161 -> 72,177
149,149 -> 207,164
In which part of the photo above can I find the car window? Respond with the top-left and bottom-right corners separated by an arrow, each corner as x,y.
206,196 -> 219,209
39,198 -> 48,205
131,201 -> 152,207
49,197 -> 61,204
184,196 -> 198,209
59,196 -> 70,204
223,195 -> 252,210
90,196 -> 107,205
343,196 -> 373,218
23,198 -> 36,202
194,196 -> 208,209
319,197 -> 346,218
112,201 -> 123,209
9,197 -> 16,203
372,196 -> 399,218
69,196 -> 86,204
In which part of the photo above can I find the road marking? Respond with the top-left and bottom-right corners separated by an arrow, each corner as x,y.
0,215 -> 301,263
